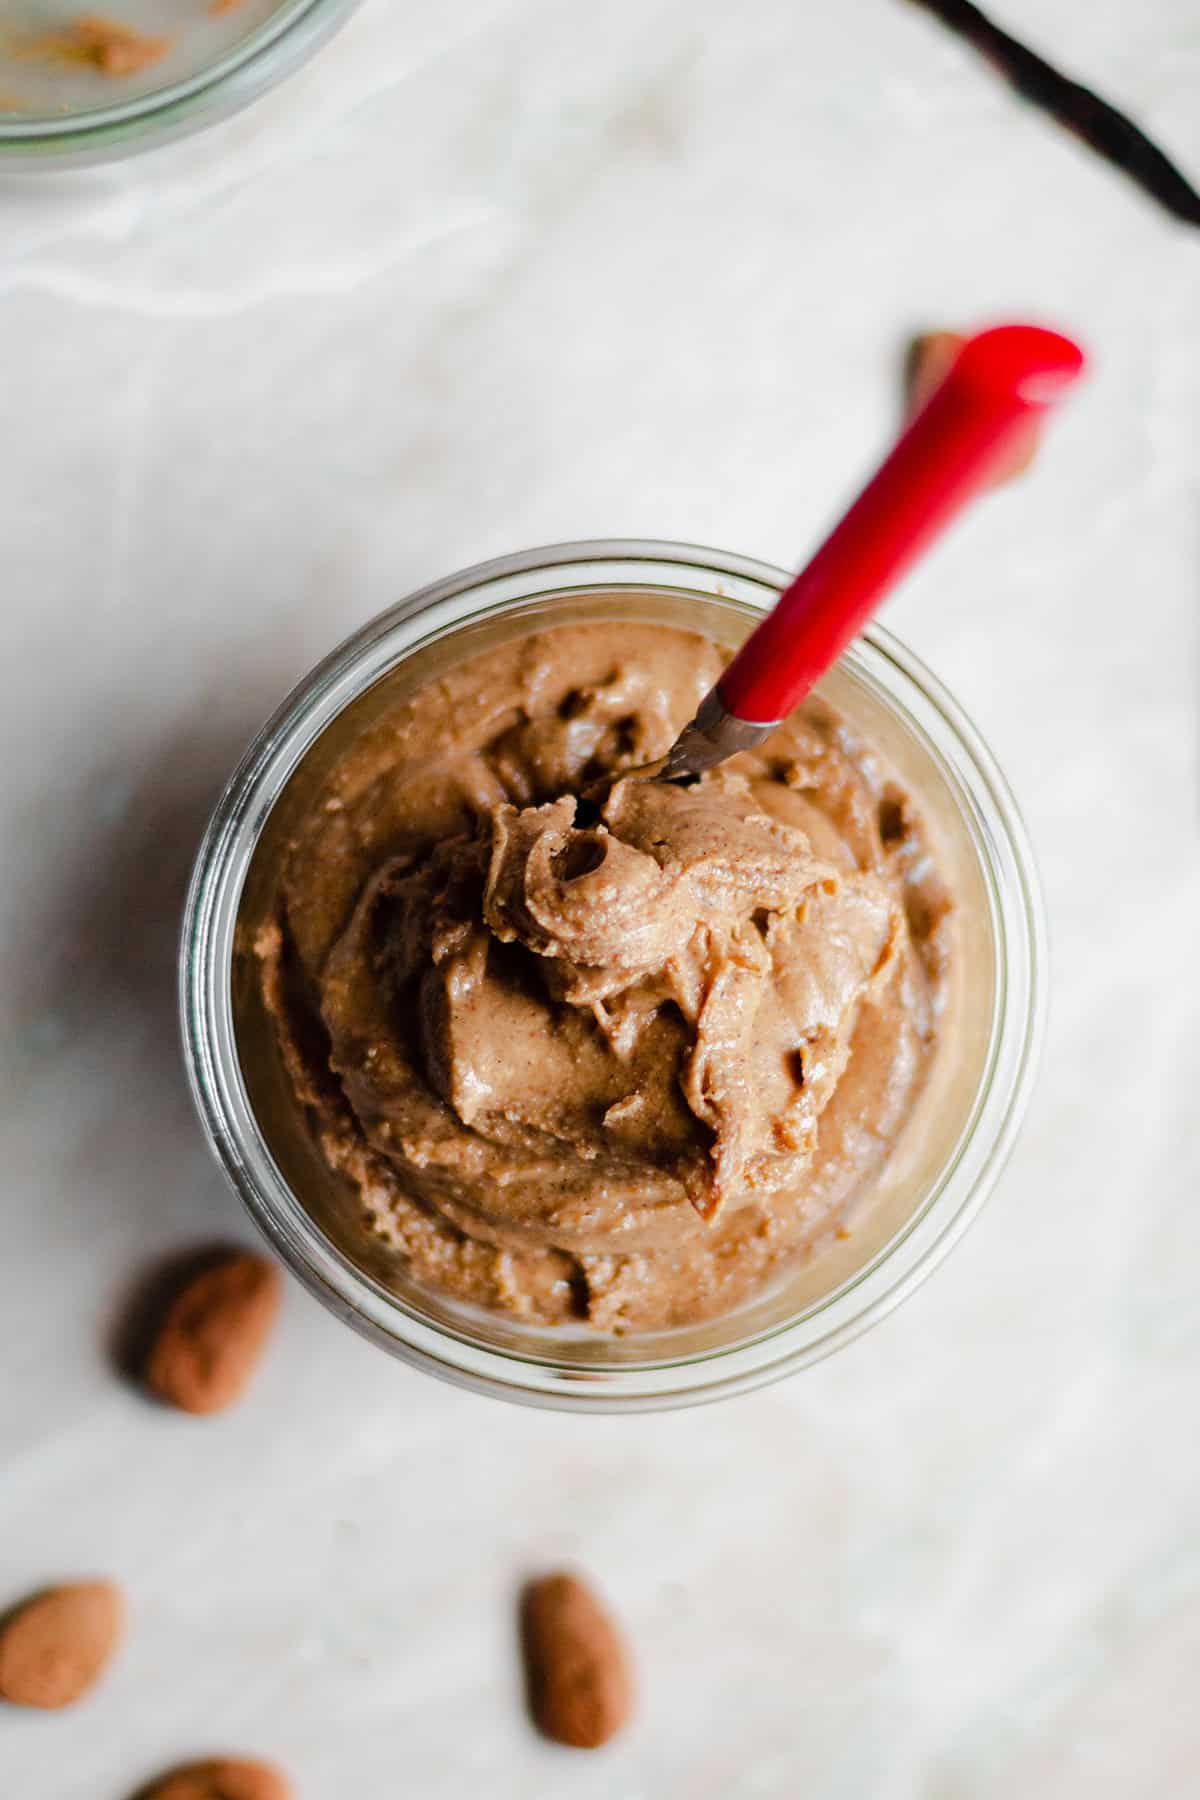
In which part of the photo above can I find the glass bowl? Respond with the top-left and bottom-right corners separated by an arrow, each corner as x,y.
181,540 -> 1046,1410
0,0 -> 360,166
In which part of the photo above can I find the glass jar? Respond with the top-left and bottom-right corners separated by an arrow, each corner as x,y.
181,540 -> 1045,1410
0,0 -> 360,167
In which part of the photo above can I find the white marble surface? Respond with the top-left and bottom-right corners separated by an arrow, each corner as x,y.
2,2 -> 1198,1794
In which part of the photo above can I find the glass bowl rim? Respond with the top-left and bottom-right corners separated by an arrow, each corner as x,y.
0,0 -> 360,161
180,537 -> 1046,1411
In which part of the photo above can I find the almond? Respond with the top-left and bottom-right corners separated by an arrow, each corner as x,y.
905,329 -> 1041,482
144,1250 -> 281,1415
521,1571 -> 633,1749
135,1759 -> 293,1800
0,1580 -> 124,1709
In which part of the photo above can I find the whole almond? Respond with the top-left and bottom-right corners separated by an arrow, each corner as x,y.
905,328 -> 1041,482
521,1571 -> 633,1749
0,1580 -> 124,1709
145,1251 -> 280,1415
135,1759 -> 293,1800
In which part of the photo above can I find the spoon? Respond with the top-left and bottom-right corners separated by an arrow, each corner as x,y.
658,324 -> 1085,782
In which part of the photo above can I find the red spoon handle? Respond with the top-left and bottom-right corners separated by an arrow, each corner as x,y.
717,324 -> 1085,725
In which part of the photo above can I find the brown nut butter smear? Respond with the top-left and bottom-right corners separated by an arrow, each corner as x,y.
256,622 -> 954,1333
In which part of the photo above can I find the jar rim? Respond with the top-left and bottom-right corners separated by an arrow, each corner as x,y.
180,538 -> 1046,1411
0,0 -> 359,164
